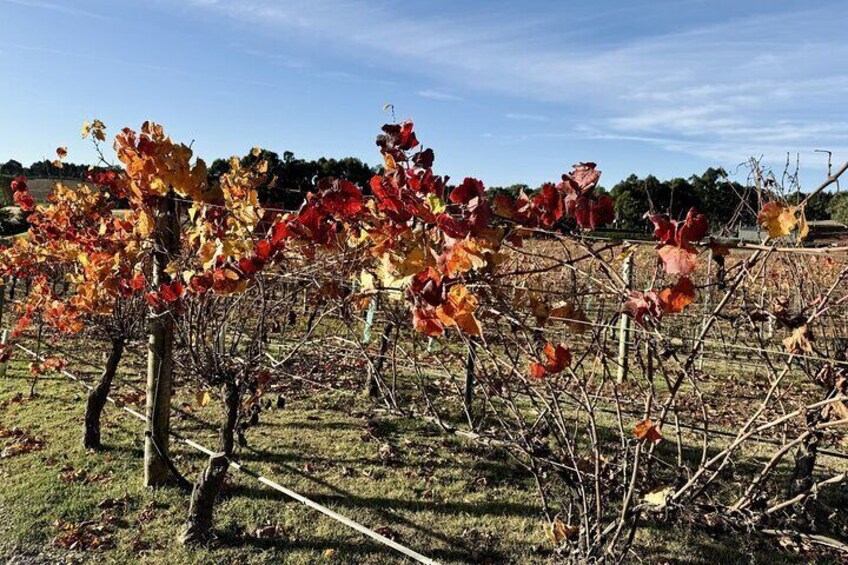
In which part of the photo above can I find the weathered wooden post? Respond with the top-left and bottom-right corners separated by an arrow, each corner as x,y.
0,278 -> 7,379
697,247 -> 714,371
616,251 -> 634,384
144,191 -> 180,487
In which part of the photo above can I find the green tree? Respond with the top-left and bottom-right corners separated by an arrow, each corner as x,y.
828,192 -> 848,225
1,159 -> 23,176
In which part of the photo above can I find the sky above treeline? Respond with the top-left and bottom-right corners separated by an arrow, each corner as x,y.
1,0 -> 847,189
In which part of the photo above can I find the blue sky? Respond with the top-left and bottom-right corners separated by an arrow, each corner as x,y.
1,0 -> 847,189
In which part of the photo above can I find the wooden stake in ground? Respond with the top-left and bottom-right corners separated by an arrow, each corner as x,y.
616,251 -> 634,384
144,191 -> 180,487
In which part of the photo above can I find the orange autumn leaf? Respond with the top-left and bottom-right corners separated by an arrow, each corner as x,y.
633,419 -> 663,443
529,342 -> 571,380
658,277 -> 696,314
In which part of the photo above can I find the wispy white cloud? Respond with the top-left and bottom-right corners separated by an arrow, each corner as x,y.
2,0 -> 108,19
417,89 -> 462,101
231,43 -> 308,69
178,0 -> 848,168
505,113 -> 548,122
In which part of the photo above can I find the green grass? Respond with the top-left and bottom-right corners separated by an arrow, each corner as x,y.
0,342 -> 842,564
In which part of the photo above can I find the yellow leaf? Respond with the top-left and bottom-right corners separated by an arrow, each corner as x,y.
251,147 -> 262,157
384,153 -> 397,171
757,202 -> 797,239
322,548 -> 336,559
196,390 -> 212,407
425,193 -> 446,214
643,485 -> 675,508
797,210 -> 809,241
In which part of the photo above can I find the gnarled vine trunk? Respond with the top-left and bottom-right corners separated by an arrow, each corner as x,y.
83,338 -> 124,450
180,381 -> 240,544
179,453 -> 229,545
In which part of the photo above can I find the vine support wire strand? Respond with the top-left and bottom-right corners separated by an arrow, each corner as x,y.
12,342 -> 441,565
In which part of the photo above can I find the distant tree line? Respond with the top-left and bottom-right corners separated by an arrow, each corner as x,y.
491,168 -> 848,233
4,157 -> 848,227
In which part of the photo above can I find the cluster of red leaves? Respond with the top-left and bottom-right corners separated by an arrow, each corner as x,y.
145,280 -> 184,312
624,277 -> 696,326
492,163 -> 614,230
648,208 -> 709,276
10,176 -> 34,211
561,164 -> 615,230
86,169 -> 128,199
529,342 -> 572,381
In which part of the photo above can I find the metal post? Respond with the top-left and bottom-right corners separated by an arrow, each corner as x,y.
362,295 -> 377,345
616,252 -> 634,384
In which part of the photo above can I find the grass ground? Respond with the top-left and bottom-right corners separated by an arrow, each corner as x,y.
0,337 -> 842,564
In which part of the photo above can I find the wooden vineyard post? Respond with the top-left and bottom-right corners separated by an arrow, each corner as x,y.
616,251 -> 634,384
697,247 -> 714,371
144,191 -> 180,487
0,278 -> 6,379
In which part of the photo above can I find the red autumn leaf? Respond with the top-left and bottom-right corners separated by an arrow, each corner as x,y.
532,183 -> 565,227
312,178 -> 364,217
10,175 -> 27,193
623,290 -> 663,325
436,213 -> 470,239
491,193 -> 516,219
13,190 -> 35,211
657,245 -> 699,276
649,209 -> 709,275
529,342 -> 572,379
561,162 -> 601,193
254,240 -> 272,261
448,178 -> 485,205
129,273 -> 146,291
542,342 -> 571,373
158,281 -> 183,302
649,208 -> 709,247
567,193 -> 615,230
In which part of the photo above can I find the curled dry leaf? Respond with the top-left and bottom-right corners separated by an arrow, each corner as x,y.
546,518 -> 579,544
195,390 -> 212,407
782,324 -> 813,354
548,301 -> 590,333
633,419 -> 663,443
529,343 -> 571,381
